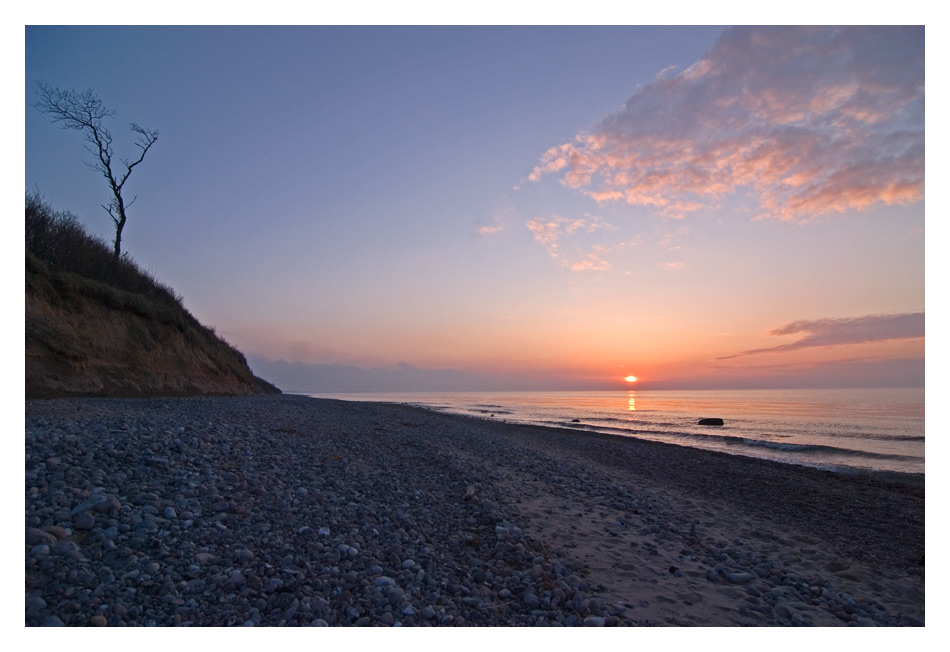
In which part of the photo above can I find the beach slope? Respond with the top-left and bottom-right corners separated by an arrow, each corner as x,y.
25,395 -> 923,626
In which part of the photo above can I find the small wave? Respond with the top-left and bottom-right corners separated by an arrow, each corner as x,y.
739,438 -> 816,452
836,432 -> 926,442
738,437 -> 820,453
553,421 -> 920,464
726,436 -> 920,462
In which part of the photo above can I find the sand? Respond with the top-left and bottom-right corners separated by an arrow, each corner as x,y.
460,412 -> 925,626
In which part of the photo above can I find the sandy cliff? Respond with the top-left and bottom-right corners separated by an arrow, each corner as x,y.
26,253 -> 279,399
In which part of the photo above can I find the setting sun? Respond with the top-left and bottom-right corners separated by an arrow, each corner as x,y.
624,375 -> 639,383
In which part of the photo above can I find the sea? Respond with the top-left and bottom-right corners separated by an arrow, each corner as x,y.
305,388 -> 924,478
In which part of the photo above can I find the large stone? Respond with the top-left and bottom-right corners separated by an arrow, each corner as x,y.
25,596 -> 47,615
725,572 -> 754,584
25,527 -> 56,546
42,525 -> 69,539
698,417 -> 724,426
73,511 -> 95,530
93,496 -> 121,515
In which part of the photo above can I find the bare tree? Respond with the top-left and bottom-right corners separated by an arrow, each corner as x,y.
34,82 -> 159,264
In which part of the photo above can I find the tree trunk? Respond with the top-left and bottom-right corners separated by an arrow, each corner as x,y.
112,194 -> 126,265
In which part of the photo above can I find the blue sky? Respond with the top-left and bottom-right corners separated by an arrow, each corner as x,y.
20,20 -> 932,392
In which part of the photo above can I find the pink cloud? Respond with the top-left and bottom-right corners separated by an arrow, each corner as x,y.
569,252 -> 610,271
530,26 -> 924,223
477,224 -> 504,235
476,197 -> 517,236
525,214 -> 612,271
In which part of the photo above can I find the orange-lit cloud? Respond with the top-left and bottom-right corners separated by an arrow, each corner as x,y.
525,214 -> 612,271
477,224 -> 504,235
529,26 -> 924,223
476,196 -> 517,236
569,252 -> 610,271
718,312 -> 924,359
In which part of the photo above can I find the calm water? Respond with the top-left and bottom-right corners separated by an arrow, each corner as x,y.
306,388 -> 925,477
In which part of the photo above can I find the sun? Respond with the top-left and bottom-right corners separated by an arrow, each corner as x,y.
624,375 -> 638,383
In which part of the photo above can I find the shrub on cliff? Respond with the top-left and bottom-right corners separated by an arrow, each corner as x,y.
26,193 -> 182,308
25,194 -> 281,397
25,193 -> 258,367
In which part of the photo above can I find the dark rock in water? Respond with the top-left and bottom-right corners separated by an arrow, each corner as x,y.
698,418 -> 724,426
571,419 -> 581,423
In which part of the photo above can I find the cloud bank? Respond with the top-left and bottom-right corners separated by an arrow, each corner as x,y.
719,312 -> 924,359
530,26 -> 924,223
247,357 -> 612,392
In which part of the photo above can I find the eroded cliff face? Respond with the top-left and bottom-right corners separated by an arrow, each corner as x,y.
26,259 -> 279,399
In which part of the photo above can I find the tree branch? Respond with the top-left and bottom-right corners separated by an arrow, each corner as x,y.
33,81 -> 158,264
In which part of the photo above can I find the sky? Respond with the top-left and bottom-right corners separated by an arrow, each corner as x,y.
22,23 -> 927,392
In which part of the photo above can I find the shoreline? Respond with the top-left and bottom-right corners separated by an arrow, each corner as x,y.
26,395 -> 924,626
379,401 -> 924,574
383,399 -> 926,488
301,389 -> 925,480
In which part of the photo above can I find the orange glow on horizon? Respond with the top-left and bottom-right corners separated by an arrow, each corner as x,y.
624,375 -> 639,382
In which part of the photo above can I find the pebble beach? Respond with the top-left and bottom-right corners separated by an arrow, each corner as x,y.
24,394 -> 925,627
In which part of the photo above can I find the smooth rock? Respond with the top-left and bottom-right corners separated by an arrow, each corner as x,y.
25,596 -> 47,614
726,572 -> 754,584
